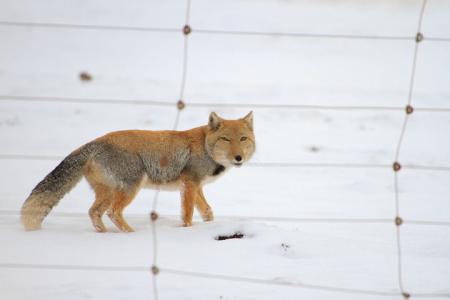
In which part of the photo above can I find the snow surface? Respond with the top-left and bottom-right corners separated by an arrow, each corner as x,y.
0,0 -> 449,299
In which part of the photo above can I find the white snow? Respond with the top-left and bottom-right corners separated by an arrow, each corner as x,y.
0,0 -> 449,299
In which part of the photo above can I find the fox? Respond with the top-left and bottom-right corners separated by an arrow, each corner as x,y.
21,112 -> 255,232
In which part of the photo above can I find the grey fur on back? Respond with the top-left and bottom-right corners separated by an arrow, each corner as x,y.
88,135 -> 220,189
91,142 -> 191,189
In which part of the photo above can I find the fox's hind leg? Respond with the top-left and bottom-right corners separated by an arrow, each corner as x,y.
85,162 -> 115,232
88,183 -> 113,232
195,188 -> 214,222
107,187 -> 139,232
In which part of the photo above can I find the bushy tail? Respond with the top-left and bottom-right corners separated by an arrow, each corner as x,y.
21,145 -> 92,230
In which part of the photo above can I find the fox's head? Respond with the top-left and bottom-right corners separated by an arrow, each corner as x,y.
205,111 -> 255,167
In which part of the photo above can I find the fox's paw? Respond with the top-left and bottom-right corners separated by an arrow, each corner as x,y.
120,225 -> 135,233
183,221 -> 193,227
202,210 -> 214,222
94,224 -> 107,233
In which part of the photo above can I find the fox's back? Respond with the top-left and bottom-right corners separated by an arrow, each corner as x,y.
97,129 -> 187,152
90,129 -> 194,185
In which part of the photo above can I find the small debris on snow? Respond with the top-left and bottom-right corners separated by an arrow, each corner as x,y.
215,231 -> 245,241
79,71 -> 93,82
281,242 -> 291,251
309,145 -> 320,153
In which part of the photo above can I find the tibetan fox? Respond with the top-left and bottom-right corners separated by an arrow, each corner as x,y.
21,112 -> 255,232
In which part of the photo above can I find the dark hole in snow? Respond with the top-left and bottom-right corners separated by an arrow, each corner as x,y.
215,232 -> 244,241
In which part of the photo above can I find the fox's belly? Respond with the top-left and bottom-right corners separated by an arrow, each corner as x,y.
142,174 -> 183,191
141,171 -> 225,192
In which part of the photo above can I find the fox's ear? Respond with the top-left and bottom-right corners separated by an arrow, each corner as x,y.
242,111 -> 253,130
208,112 -> 223,130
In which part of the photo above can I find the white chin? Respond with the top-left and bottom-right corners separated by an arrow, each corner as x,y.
220,161 -> 234,168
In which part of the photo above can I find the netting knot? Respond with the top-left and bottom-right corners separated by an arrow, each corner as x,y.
405,105 -> 414,115
150,211 -> 159,222
393,162 -> 402,172
395,216 -> 403,226
177,100 -> 186,110
151,265 -> 160,275
183,25 -> 191,35
415,32 -> 424,43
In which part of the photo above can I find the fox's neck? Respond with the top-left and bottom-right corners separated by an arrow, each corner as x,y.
182,126 -> 227,181
212,164 -> 225,176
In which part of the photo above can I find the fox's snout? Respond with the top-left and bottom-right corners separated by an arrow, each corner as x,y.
233,155 -> 244,167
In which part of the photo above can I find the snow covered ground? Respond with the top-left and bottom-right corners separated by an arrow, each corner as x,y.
0,0 -> 449,299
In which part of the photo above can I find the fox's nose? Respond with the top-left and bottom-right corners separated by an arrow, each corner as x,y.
235,155 -> 242,162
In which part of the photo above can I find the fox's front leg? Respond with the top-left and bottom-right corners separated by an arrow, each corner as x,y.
180,178 -> 198,227
196,188 -> 214,222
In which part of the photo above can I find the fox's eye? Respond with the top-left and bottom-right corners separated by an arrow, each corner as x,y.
219,137 -> 231,142
240,137 -> 248,142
